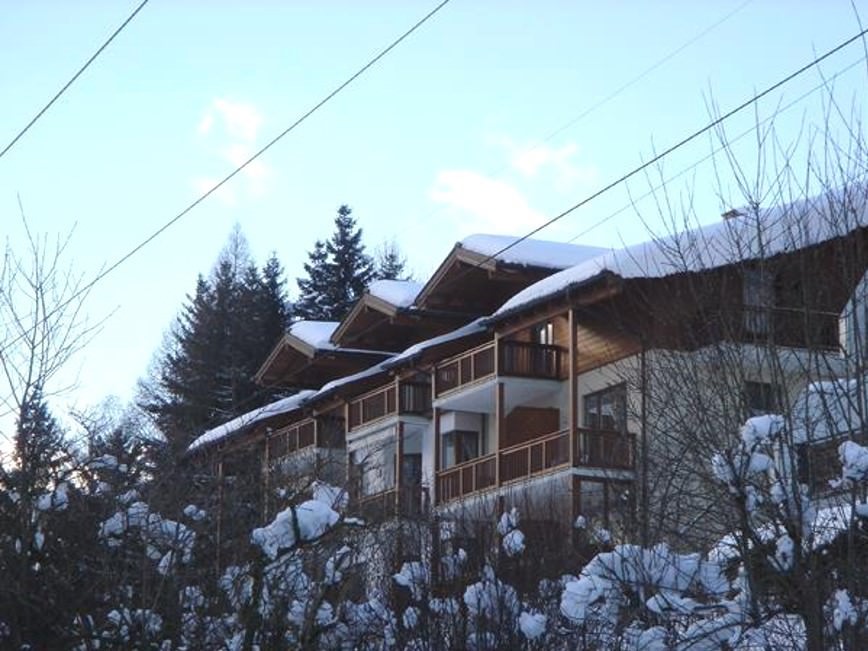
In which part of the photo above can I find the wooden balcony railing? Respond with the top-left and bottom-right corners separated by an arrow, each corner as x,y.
267,418 -> 316,463
435,428 -> 635,503
434,343 -> 496,397
353,485 -> 430,520
499,340 -> 567,380
574,428 -> 635,470
435,454 -> 496,502
348,381 -> 432,430
434,340 -> 568,399
499,428 -> 570,483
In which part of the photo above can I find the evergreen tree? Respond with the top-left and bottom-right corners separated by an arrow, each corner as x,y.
294,239 -> 332,321
140,227 -> 291,457
13,384 -> 65,494
373,240 -> 409,281
260,254 -> 292,340
324,205 -> 374,319
296,205 -> 375,321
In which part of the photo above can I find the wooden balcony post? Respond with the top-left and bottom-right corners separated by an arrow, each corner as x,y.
262,437 -> 270,522
568,308 -> 578,467
395,421 -> 404,515
494,332 -> 501,376
344,402 -> 352,488
433,407 -> 441,504
495,381 -> 504,486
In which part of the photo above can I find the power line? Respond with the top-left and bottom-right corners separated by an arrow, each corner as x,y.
567,54 -> 868,244
529,0 -> 755,155
391,0 -> 755,244
471,25 -> 868,271
0,0 -> 150,161
0,0 -> 453,361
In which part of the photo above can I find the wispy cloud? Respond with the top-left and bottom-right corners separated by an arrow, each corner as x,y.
199,98 -> 263,142
429,169 -> 546,233
492,136 -> 598,193
191,98 -> 271,203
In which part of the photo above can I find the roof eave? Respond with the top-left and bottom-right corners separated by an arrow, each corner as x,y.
483,271 -> 622,327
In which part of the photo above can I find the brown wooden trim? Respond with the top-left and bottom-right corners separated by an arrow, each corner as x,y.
495,381 -> 504,486
569,307 -> 577,468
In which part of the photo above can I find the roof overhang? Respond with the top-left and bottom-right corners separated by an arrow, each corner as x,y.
254,333 -> 393,388
415,244 -> 553,315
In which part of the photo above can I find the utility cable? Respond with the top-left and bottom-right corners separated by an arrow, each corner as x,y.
391,0 -> 755,246
567,54 -> 868,243
0,0 -> 150,161
0,0 -> 453,360
470,25 -> 868,272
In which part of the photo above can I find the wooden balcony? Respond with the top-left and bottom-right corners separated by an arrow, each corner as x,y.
267,418 -> 316,465
348,381 -> 432,430
499,340 -> 566,380
436,428 -> 634,503
499,428 -> 570,483
353,485 -> 430,520
435,454 -> 496,503
434,340 -> 567,398
434,342 -> 496,397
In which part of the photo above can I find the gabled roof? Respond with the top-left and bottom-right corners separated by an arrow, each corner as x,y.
382,317 -> 489,369
414,233 -> 606,316
491,187 -> 868,321
330,279 -> 465,352
289,320 -> 340,353
307,317 -> 490,404
188,390 -> 317,453
367,279 -> 423,308
255,319 -> 394,388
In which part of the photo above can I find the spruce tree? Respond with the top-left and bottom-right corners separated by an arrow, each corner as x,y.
294,239 -> 332,321
141,227 -> 291,457
324,205 -> 374,319
374,240 -> 408,280
13,384 -> 65,494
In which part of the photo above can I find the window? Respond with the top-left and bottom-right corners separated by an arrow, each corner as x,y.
744,381 -> 779,417
442,430 -> 481,467
577,480 -> 634,530
743,268 -> 774,334
532,321 -> 554,345
583,384 -> 627,432
350,439 -> 396,496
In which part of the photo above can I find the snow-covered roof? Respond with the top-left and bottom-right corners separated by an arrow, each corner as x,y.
310,318 -> 489,400
461,233 -> 606,270
288,320 -> 339,350
494,188 -> 868,319
367,279 -> 423,308
383,317 -> 488,368
188,390 -> 316,452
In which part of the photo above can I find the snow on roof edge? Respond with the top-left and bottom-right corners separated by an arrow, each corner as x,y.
383,317 -> 488,368
492,186 -> 868,320
187,389 -> 317,453
288,320 -> 339,351
367,279 -> 423,308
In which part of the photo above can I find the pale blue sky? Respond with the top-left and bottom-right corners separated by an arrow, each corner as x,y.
1,1 -> 865,421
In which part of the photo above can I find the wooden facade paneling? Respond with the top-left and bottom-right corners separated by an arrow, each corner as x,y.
503,406 -> 560,448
